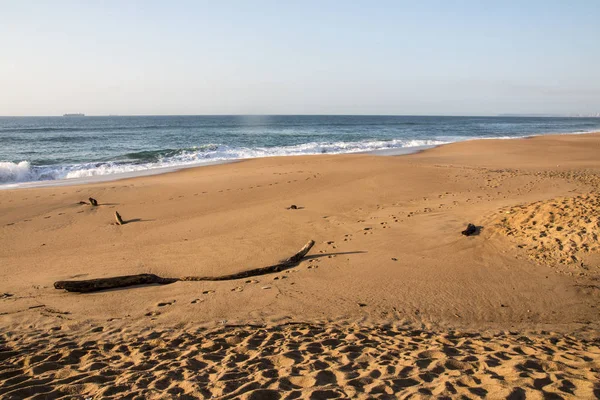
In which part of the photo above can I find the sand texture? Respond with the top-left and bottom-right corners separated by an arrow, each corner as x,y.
1,323 -> 599,399
1,132 -> 600,398
492,194 -> 600,270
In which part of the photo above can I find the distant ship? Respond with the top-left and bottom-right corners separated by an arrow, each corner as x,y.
63,113 -> 85,117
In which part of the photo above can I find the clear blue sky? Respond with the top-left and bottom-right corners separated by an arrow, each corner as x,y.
1,0 -> 599,116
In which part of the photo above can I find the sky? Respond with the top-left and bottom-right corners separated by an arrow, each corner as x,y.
1,0 -> 599,116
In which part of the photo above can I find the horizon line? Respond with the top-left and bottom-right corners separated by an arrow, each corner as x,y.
1,113 -> 598,118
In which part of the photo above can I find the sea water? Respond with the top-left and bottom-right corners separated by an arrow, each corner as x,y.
1,115 -> 599,187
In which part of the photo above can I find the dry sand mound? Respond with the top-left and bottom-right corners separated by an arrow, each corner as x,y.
493,194 -> 600,269
1,323 -> 599,399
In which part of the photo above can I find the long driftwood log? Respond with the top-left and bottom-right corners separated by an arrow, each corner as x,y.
54,240 -> 315,293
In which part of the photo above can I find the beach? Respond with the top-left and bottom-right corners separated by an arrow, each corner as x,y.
1,132 -> 599,398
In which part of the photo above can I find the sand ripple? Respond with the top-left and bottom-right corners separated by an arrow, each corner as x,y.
1,324 -> 599,399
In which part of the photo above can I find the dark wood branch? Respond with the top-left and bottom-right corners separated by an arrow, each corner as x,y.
54,274 -> 178,293
54,240 -> 315,293
181,240 -> 315,281
284,239 -> 315,263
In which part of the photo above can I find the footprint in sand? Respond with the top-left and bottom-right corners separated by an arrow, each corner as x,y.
231,287 -> 243,292
157,300 -> 175,307
145,311 -> 160,317
202,290 -> 215,295
2,322 -> 599,397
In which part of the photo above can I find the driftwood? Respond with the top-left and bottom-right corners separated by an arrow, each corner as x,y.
181,239 -> 315,281
78,197 -> 98,206
115,211 -> 124,225
54,240 -> 315,293
54,274 -> 178,293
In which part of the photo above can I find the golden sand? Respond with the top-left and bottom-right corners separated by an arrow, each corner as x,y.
1,133 -> 600,398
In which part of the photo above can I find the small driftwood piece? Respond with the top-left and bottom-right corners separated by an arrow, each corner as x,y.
115,211 -> 124,225
89,197 -> 98,206
54,240 -> 315,293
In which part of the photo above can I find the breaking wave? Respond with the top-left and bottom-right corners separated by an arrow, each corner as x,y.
0,138 -> 445,185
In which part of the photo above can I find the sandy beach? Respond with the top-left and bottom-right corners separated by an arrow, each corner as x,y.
1,133 -> 599,399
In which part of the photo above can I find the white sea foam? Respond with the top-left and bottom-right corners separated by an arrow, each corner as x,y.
0,138 -> 451,186
7,129 -> 595,187
0,161 -> 34,183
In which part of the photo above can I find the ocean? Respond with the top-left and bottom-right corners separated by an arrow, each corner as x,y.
1,115 -> 599,187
